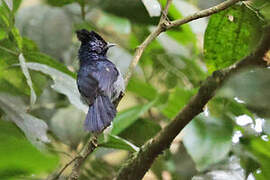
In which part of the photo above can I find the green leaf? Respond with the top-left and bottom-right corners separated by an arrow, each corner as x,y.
0,0 -> 14,30
0,29 -> 7,40
162,87 -> 195,118
111,101 -> 156,135
208,97 -> 254,120
221,68 -> 270,118
99,0 -> 159,24
248,0 -> 270,21
0,93 -> 50,148
204,4 -> 264,72
127,77 -> 158,101
183,114 -> 233,171
119,118 -> 161,146
0,36 -> 46,97
100,134 -> 139,152
0,119 -> 58,179
23,51 -> 75,78
12,0 -> 22,12
45,0 -> 76,6
25,62 -> 87,113
0,53 -> 30,96
241,136 -> 270,179
11,27 -> 23,50
165,2 -> 197,46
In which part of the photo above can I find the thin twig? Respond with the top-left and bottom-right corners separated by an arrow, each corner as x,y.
68,135 -> 98,180
124,0 -> 172,85
52,157 -> 79,180
166,0 -> 241,29
0,45 -> 19,55
162,0 -> 173,20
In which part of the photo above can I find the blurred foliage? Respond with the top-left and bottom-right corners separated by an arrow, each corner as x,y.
0,119 -> 58,179
0,0 -> 270,179
183,114 -> 233,171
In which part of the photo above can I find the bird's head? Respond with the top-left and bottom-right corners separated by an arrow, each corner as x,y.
76,29 -> 115,55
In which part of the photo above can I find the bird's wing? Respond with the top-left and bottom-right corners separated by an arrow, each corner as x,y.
77,60 -> 118,105
77,68 -> 99,105
89,60 -> 118,96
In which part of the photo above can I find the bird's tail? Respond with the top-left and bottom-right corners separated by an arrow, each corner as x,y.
84,95 -> 116,132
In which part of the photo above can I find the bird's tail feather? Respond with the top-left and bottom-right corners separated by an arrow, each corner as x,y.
84,95 -> 116,132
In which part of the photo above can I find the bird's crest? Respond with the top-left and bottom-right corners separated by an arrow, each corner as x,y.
76,29 -> 107,46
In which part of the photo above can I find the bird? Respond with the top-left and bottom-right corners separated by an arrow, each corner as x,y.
76,29 -> 125,133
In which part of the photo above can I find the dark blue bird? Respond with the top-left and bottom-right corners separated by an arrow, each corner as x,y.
76,29 -> 125,133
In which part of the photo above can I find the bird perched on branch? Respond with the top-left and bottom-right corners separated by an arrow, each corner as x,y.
76,29 -> 125,133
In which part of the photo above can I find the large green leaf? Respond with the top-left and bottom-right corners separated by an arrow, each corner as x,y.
241,137 -> 270,179
45,0 -> 76,6
99,0 -> 159,24
100,134 -> 139,152
165,1 -> 197,46
23,51 -> 75,78
111,101 -> 156,135
221,68 -> 270,118
208,97 -> 254,120
183,114 -> 233,171
127,77 -> 158,101
204,4 -> 264,72
248,0 -> 270,21
162,87 -> 195,118
12,0 -> 22,12
0,94 -> 49,147
0,0 -> 13,30
0,119 -> 58,179
119,118 -> 161,146
25,62 -> 87,113
0,54 -> 30,96
0,36 -> 73,97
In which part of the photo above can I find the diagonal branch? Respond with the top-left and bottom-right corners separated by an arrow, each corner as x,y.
68,136 -> 98,180
116,26 -> 270,180
166,0 -> 242,29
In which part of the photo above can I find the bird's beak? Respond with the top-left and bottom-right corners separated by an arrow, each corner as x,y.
106,43 -> 116,49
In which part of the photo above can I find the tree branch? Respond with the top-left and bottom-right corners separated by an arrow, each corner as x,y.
116,26 -> 270,180
166,0 -> 242,29
124,0 -> 242,84
68,136 -> 98,180
50,136 -> 98,180
57,0 -> 242,179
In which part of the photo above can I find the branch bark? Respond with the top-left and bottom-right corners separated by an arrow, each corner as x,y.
68,136 -> 98,180
116,26 -> 270,180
